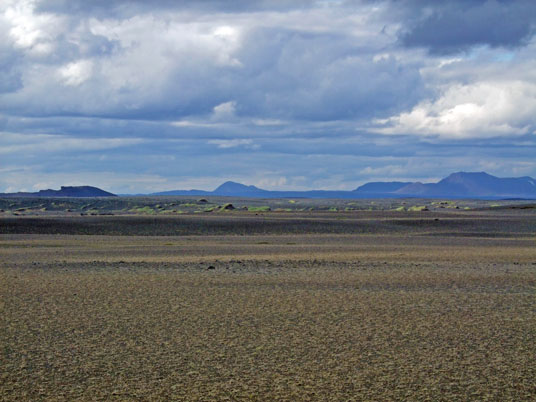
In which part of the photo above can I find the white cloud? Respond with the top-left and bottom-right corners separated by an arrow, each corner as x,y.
437,57 -> 463,68
3,0 -> 63,55
212,101 -> 236,121
360,165 -> 407,177
89,14 -> 244,84
257,176 -> 287,188
373,81 -> 536,138
170,120 -> 214,128
170,101 -> 250,127
252,118 -> 285,126
212,25 -> 243,67
208,138 -> 259,149
58,59 -> 93,86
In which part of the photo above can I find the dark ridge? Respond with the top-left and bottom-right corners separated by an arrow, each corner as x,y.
0,186 -> 116,198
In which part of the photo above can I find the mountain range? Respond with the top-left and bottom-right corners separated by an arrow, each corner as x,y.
151,172 -> 536,199
1,172 -> 535,199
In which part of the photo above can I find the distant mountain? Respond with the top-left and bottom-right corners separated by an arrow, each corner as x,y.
144,172 -> 536,199
213,181 -> 269,196
149,184 -> 363,199
393,172 -> 536,198
0,186 -> 116,198
151,181 -> 266,197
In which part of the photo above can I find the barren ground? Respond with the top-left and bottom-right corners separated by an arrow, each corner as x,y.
1,206 -> 535,400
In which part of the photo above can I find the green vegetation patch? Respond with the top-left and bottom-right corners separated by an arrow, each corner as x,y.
432,200 -> 455,206
248,206 -> 271,212
408,205 -> 429,212
130,206 -> 157,214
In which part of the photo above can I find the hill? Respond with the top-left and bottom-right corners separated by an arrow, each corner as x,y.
213,181 -> 269,197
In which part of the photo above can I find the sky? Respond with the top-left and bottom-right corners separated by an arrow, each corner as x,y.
1,0 -> 536,193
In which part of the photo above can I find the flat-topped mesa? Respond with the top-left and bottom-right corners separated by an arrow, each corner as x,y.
1,186 -> 117,197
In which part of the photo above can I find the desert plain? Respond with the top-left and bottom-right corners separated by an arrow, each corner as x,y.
1,197 -> 535,401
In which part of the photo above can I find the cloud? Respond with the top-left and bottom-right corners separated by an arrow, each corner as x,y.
0,1 -> 425,122
208,138 -> 260,150
4,0 -> 61,54
34,0 -> 314,17
58,59 -> 93,86
0,47 -> 22,93
211,101 -> 237,121
373,81 -> 536,139
253,118 -> 285,126
0,132 -> 144,154
398,0 -> 536,54
0,0 -> 536,192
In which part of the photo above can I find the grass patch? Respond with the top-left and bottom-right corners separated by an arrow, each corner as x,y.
248,206 -> 271,212
130,206 -> 157,214
408,205 -> 428,212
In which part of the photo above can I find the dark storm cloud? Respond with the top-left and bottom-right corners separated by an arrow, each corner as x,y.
230,28 -> 426,121
0,21 -> 23,93
398,0 -> 536,54
0,49 -> 22,93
